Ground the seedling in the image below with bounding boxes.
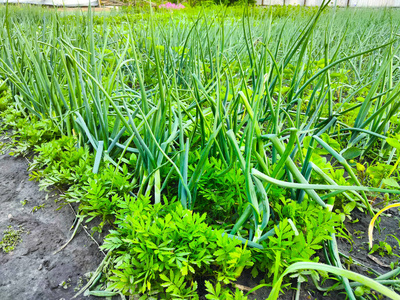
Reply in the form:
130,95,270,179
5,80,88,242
0,225,25,253
31,203,46,213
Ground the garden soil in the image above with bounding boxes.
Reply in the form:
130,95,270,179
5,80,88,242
0,151,104,300
0,150,399,300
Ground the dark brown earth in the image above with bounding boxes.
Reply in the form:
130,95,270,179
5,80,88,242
0,151,104,300
341,208,400,275
0,148,399,300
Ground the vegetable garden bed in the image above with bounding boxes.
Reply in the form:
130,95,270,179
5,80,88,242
1,2,400,299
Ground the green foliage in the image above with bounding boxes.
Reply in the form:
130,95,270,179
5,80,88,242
366,162,394,187
204,281,248,300
369,240,394,257
102,196,252,298
0,80,11,111
73,167,134,222
0,225,25,253
194,158,246,224
252,200,340,280
29,136,93,188
28,136,135,224
0,106,59,156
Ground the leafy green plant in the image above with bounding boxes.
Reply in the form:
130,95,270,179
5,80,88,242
370,240,394,258
29,136,93,189
0,108,59,156
0,225,25,253
101,196,252,298
0,79,11,111
31,203,46,213
204,281,248,300
252,200,340,282
194,157,246,224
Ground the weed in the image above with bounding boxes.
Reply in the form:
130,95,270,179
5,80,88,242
31,203,46,213
0,225,25,253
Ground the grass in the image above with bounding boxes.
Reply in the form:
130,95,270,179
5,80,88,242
1,2,400,299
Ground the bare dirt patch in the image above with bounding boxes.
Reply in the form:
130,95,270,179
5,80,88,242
0,151,104,300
